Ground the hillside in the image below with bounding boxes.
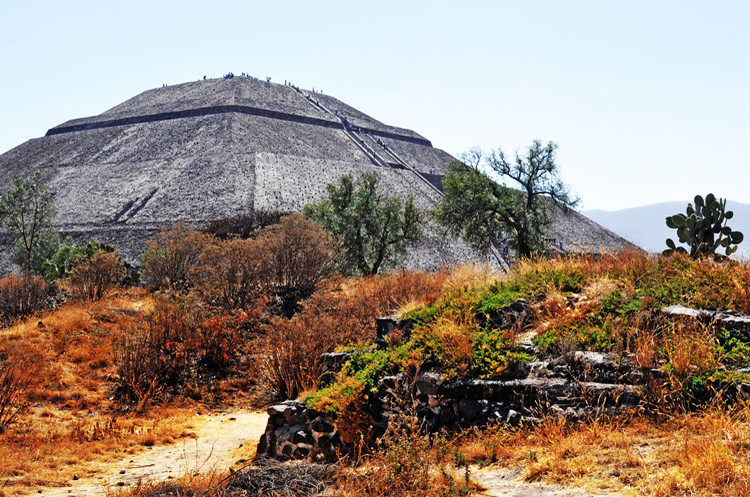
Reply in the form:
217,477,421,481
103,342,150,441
3,250,750,496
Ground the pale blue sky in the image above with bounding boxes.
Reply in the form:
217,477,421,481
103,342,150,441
1,1,748,211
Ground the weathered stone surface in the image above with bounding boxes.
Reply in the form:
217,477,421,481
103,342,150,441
319,352,354,385
259,362,647,461
480,298,531,330
457,399,483,420
310,418,335,434
664,305,750,340
291,429,314,445
376,317,415,349
566,351,634,383
505,409,522,425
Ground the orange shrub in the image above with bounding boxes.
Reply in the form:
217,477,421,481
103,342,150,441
0,355,36,433
197,311,247,371
114,332,165,410
263,317,324,399
0,274,49,324
113,295,199,407
256,214,336,315
191,238,265,308
113,293,260,408
262,270,447,399
201,208,290,240
141,224,213,291
69,249,126,301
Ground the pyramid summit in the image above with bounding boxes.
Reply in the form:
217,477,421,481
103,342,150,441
0,76,630,272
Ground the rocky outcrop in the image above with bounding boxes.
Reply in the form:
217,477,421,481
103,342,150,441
257,401,343,461
256,300,750,462
384,349,646,430
664,304,750,339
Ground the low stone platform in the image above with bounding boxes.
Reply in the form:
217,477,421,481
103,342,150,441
257,349,651,461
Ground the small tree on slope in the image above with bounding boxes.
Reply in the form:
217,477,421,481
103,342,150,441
304,172,424,276
0,172,56,273
435,141,579,257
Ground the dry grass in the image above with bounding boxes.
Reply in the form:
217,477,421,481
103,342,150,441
106,407,750,497
0,289,214,495
412,313,476,378
9,252,750,497
262,269,447,400
442,262,502,292
449,405,750,496
663,320,720,377
0,406,197,493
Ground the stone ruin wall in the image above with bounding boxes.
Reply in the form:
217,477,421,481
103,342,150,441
257,305,750,462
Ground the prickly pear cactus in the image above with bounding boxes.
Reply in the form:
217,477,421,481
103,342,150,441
664,193,744,259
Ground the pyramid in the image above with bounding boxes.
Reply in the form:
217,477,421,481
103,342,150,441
0,76,631,273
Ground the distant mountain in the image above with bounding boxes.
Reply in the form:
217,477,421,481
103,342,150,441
583,200,750,258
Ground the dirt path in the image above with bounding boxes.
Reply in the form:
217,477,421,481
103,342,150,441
41,410,269,496
472,466,624,497
35,411,626,497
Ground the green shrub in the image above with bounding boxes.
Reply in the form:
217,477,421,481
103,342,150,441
471,330,532,378
474,285,523,314
510,263,588,294
305,350,390,415
42,237,132,287
41,235,78,282
572,320,618,352
11,228,60,276
304,172,424,276
719,328,750,368
532,331,559,355
598,289,642,318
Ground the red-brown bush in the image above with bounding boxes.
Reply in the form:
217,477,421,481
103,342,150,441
201,208,291,240
0,354,36,433
262,270,447,399
69,249,126,301
191,238,265,309
197,311,247,371
0,274,49,324
114,294,259,408
114,295,200,407
256,214,336,315
141,224,213,291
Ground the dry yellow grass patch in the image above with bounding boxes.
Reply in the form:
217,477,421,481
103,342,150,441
0,404,198,495
454,405,750,496
0,289,204,495
442,262,502,292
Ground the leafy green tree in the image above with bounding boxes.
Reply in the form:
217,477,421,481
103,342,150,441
664,193,744,259
41,236,78,282
0,172,56,273
42,237,137,285
435,141,578,257
304,172,424,275
11,228,60,276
